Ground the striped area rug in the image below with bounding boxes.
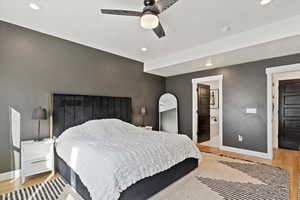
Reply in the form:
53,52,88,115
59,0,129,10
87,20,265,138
0,177,66,200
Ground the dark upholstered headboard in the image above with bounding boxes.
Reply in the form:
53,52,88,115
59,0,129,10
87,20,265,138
52,94,132,137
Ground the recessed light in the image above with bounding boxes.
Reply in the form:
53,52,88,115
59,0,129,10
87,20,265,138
221,26,231,32
141,47,147,52
29,3,40,10
260,0,272,6
205,58,213,67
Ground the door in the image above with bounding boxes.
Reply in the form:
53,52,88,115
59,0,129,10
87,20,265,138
197,84,210,143
279,79,300,150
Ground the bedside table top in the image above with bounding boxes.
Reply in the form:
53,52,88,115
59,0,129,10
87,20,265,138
21,138,54,145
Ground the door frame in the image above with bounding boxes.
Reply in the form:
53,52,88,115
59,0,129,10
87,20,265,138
192,75,223,147
266,63,300,159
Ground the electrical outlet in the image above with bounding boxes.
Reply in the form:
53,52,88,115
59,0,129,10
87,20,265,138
238,135,243,142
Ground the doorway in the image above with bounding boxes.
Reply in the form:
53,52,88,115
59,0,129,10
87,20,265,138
192,75,223,148
268,65,300,157
278,79,300,150
197,84,210,143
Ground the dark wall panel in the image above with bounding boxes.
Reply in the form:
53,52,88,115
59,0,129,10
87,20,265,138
0,21,165,173
166,54,300,153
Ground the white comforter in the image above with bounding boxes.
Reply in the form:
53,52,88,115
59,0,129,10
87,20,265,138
56,119,201,200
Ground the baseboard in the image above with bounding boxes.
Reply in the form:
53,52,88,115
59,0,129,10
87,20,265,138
0,169,20,182
220,145,272,160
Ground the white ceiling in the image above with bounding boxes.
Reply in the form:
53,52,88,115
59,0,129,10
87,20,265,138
147,34,300,77
1,0,300,76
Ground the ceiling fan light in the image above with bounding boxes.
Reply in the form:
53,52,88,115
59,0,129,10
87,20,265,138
140,13,159,29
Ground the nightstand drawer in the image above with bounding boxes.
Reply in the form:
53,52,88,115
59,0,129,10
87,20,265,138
23,158,53,177
23,143,52,160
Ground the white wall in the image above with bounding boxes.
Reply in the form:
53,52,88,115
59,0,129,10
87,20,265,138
272,71,300,148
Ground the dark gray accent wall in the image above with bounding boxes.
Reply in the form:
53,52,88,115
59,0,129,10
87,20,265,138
166,54,300,153
0,21,165,173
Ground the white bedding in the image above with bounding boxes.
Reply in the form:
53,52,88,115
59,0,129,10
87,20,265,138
56,119,201,200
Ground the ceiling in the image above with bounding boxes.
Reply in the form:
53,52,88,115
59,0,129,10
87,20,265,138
1,0,300,76
147,34,300,77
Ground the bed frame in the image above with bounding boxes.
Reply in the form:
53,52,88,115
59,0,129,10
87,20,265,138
52,93,198,200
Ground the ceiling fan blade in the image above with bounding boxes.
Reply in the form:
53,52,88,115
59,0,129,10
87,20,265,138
155,0,178,13
153,23,166,39
101,9,142,17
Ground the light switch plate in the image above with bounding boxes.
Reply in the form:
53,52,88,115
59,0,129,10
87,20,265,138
238,135,243,142
246,108,257,114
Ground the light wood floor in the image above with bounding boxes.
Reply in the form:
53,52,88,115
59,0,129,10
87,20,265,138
198,144,300,200
0,172,59,195
0,146,299,200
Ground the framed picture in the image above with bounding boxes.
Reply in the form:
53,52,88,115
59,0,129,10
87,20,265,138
210,89,219,109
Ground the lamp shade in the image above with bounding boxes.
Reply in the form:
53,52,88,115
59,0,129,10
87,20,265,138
32,107,47,120
140,106,147,116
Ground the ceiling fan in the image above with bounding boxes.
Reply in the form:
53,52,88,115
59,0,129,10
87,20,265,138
101,0,178,39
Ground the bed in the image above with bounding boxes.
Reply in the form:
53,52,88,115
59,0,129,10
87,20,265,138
52,94,200,200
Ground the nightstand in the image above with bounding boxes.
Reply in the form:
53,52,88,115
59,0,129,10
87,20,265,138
21,138,54,184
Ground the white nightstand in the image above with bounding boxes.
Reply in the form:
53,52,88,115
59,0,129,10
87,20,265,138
21,138,54,184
